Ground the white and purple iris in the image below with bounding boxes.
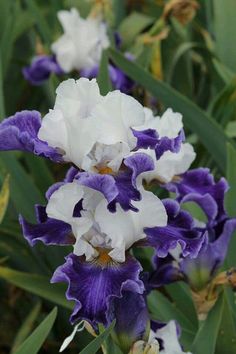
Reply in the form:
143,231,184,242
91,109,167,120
0,78,213,351
23,8,134,93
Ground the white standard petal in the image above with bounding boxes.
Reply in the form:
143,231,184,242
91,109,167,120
52,8,110,72
95,189,167,262
155,143,196,183
55,78,102,119
38,109,68,155
92,90,145,149
46,181,84,223
136,108,183,139
157,321,192,354
139,144,196,184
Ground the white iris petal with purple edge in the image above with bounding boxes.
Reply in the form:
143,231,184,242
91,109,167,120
137,107,196,183
38,78,146,173
51,8,110,72
149,321,192,354
46,181,167,263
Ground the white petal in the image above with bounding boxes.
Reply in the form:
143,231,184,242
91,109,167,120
52,8,109,72
91,90,145,149
139,144,196,184
73,237,98,261
38,109,68,154
157,108,183,138
95,189,167,262
136,108,183,139
55,78,102,119
46,182,84,223
157,321,192,354
155,143,196,182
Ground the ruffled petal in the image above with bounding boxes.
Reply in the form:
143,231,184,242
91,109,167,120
51,253,144,326
19,205,72,246
166,168,228,223
0,110,62,161
109,152,155,212
132,129,183,159
180,218,236,289
77,152,155,212
107,291,149,352
144,199,205,258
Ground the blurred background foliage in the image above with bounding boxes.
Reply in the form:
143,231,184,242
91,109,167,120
1,0,236,353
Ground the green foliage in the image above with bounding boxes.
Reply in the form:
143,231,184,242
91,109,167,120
14,307,58,354
1,1,236,353
80,320,116,354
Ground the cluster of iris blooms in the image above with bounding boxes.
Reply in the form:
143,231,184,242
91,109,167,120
1,6,236,354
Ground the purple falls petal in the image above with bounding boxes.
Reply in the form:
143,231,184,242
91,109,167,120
109,152,155,212
107,291,149,352
23,55,63,86
51,253,144,326
19,205,73,246
148,255,182,289
166,168,229,223
180,218,236,290
144,199,205,258
0,110,62,162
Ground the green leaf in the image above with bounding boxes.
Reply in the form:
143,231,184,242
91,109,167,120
213,0,236,72
226,143,236,217
11,302,42,353
109,48,233,171
24,155,54,193
24,0,52,46
97,50,112,95
0,52,5,119
118,12,154,49
212,58,235,84
147,290,195,348
225,143,236,268
80,320,116,354
215,290,236,354
165,282,199,330
14,307,57,354
191,292,224,354
0,174,10,223
0,266,73,310
0,152,44,221
12,11,35,42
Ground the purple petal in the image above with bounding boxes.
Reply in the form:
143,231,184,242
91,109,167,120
148,255,182,289
132,128,159,150
80,62,134,94
144,199,205,258
0,110,62,162
51,253,144,326
132,129,184,160
166,168,228,223
109,152,155,212
23,55,63,86
76,172,118,204
107,291,149,352
77,153,154,212
154,130,184,160
180,218,236,290
19,205,72,246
